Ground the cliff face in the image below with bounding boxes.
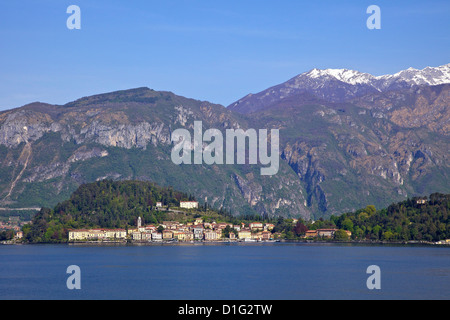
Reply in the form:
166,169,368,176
0,108,170,150
0,88,308,218
0,84,448,219
244,84,449,216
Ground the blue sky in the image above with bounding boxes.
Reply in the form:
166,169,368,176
0,0,449,110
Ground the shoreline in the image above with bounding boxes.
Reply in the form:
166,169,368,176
3,239,449,247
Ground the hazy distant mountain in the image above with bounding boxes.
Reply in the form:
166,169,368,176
228,64,450,114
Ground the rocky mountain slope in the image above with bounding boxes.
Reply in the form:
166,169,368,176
0,88,308,218
226,64,449,216
0,65,449,219
246,84,449,215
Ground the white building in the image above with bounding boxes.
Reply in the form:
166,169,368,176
180,201,199,209
68,229,126,241
151,233,163,241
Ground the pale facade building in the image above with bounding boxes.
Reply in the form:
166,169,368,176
180,201,199,209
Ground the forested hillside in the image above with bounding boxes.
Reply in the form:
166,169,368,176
22,180,193,243
330,193,449,242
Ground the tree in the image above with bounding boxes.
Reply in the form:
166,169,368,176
382,231,394,241
358,211,369,222
365,205,376,216
0,230,15,241
372,225,382,240
334,229,349,241
284,230,295,240
294,222,308,237
354,226,364,239
342,218,354,232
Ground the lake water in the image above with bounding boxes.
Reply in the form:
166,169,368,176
0,243,449,300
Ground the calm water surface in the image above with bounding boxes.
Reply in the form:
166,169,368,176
0,243,449,300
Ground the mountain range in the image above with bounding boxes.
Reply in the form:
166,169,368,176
229,64,450,113
0,64,449,220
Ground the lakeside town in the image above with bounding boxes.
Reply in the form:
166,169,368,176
68,218,344,243
67,201,347,243
2,197,450,245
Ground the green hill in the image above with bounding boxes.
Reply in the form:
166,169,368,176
22,180,193,243
330,193,450,242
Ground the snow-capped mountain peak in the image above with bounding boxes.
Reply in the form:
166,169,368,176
228,63,450,113
306,64,450,88
306,68,374,85
387,63,450,86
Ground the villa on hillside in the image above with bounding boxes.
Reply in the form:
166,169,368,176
249,222,264,231
180,201,199,209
